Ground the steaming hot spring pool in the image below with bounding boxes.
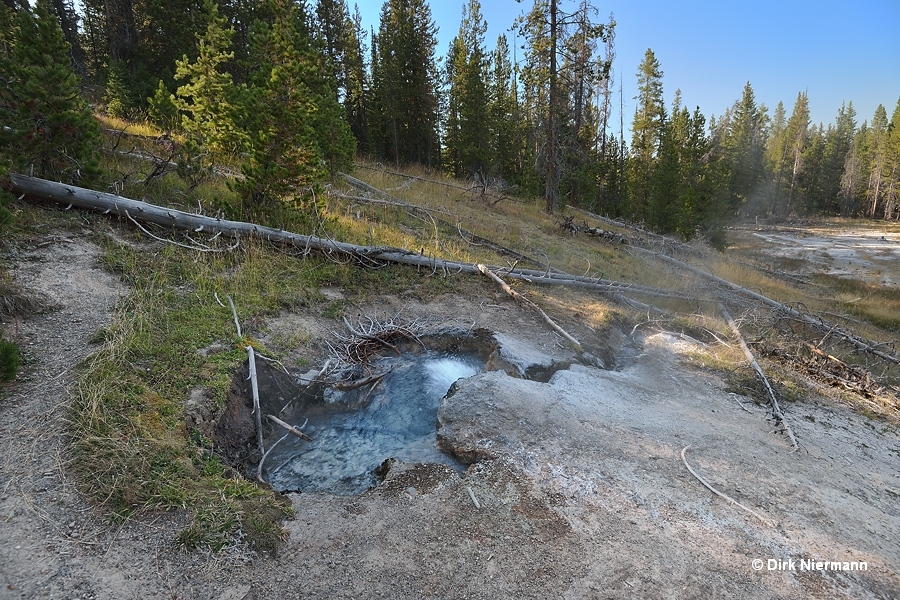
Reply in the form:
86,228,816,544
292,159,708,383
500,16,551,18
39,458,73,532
265,351,484,494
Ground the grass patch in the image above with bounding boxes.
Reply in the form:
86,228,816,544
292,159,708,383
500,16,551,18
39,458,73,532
813,273,900,332
72,237,353,551
0,337,20,381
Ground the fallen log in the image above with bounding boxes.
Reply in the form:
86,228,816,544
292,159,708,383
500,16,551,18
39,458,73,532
476,263,583,352
7,173,695,306
722,307,799,451
633,246,900,367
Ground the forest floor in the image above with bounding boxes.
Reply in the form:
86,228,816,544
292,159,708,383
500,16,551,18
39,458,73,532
0,221,899,599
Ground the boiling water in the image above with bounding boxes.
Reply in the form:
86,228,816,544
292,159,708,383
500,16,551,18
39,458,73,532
266,352,482,494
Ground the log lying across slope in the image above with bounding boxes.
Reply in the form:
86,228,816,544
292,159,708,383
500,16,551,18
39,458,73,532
7,174,696,304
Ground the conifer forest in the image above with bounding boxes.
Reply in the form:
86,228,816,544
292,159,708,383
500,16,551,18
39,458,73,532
2,0,899,236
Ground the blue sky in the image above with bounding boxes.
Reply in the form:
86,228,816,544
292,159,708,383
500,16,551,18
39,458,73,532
353,0,900,137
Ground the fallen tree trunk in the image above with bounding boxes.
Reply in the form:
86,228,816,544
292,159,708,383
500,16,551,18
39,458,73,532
722,307,799,451
9,174,696,306
632,246,900,367
476,263,582,352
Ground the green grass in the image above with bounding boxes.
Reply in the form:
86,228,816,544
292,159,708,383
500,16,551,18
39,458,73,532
71,236,355,550
812,273,900,332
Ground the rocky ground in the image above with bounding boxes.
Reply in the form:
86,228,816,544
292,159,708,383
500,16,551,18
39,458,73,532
1,232,898,599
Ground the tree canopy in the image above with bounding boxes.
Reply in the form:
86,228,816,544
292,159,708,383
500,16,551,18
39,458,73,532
2,0,897,230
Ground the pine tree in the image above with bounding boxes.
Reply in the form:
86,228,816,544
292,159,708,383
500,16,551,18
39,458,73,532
817,102,856,215
516,0,551,197
173,0,247,160
234,0,354,214
628,48,665,222
764,100,787,214
0,0,100,185
722,82,768,214
487,34,524,185
778,92,811,216
371,0,440,168
865,104,889,218
883,98,900,220
444,0,490,178
342,6,369,152
559,0,608,209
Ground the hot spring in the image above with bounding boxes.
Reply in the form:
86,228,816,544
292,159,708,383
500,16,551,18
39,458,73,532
264,351,484,494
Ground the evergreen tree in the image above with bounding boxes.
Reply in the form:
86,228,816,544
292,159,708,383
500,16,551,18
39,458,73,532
315,0,352,96
172,0,247,160
628,48,665,222
558,0,608,209
780,92,811,216
342,6,369,152
516,0,551,197
0,0,100,185
883,98,900,220
647,110,678,232
798,124,826,214
865,104,890,218
487,34,524,186
443,34,464,177
839,121,865,216
234,0,354,213
764,100,787,214
371,0,440,168
722,82,767,215
444,0,490,179
816,102,856,215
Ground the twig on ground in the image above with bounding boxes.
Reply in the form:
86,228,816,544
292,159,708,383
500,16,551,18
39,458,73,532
680,445,773,526
466,486,481,509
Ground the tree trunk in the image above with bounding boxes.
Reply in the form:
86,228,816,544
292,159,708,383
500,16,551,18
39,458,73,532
545,0,558,214
51,0,87,76
7,174,694,305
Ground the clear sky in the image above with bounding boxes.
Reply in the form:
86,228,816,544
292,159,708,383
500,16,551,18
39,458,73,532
352,0,900,137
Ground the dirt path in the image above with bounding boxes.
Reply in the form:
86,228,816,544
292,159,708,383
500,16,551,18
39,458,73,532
1,234,898,599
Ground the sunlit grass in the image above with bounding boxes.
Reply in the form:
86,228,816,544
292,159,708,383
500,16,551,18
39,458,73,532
95,113,163,138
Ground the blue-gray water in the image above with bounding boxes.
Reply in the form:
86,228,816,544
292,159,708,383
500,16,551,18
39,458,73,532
266,352,482,494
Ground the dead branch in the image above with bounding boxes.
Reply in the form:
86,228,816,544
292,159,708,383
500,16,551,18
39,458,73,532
722,307,800,451
324,316,424,385
330,371,387,391
256,433,289,484
266,414,312,442
248,346,265,465
477,263,583,352
680,445,773,526
125,211,239,252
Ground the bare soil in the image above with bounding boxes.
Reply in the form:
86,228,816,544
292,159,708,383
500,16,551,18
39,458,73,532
1,232,898,599
731,224,900,288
